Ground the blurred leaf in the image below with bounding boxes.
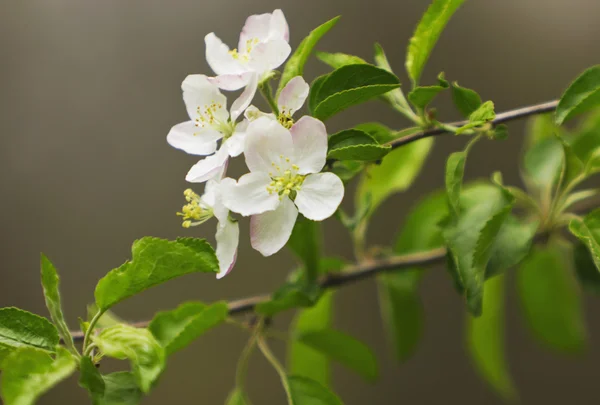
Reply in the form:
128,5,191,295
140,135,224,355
97,372,143,405
87,304,125,329
522,137,563,201
517,245,586,353
0,307,59,364
354,122,402,144
278,16,340,94
555,65,600,125
288,216,322,282
569,209,600,271
40,254,74,351
407,72,449,109
94,237,218,311
316,51,367,69
311,64,400,121
93,325,165,393
524,114,561,150
1,347,76,405
491,124,509,141
330,160,364,182
467,275,517,400
79,356,105,400
573,241,600,295
226,388,250,405
570,130,600,174
445,151,467,215
149,301,228,356
255,281,320,317
297,329,378,382
287,375,343,405
451,81,482,117
406,0,466,85
557,135,585,189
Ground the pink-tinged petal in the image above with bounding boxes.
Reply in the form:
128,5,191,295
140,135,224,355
244,117,294,173
295,172,344,221
277,76,309,115
182,74,229,125
290,116,328,174
185,147,229,183
205,33,245,76
167,121,220,156
224,121,248,157
215,219,239,279
269,9,289,42
230,73,258,122
238,13,272,50
250,197,298,256
220,173,279,216
208,72,253,91
248,39,291,74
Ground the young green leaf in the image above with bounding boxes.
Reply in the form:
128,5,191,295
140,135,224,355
522,136,563,200
330,160,364,183
451,81,482,117
406,0,466,85
373,43,413,116
79,356,105,399
555,65,600,125
327,128,391,161
0,307,59,363
407,72,449,109
524,114,562,150
148,301,228,356
445,151,467,215
93,325,166,393
354,122,401,144
517,245,586,353
557,135,585,189
469,100,496,123
316,51,367,69
40,254,75,352
467,275,517,400
288,216,322,283
278,16,341,94
87,304,125,329
287,375,343,405
570,129,600,174
310,64,400,121
308,75,329,115
297,329,378,382
98,372,143,405
573,242,600,295
492,124,509,141
94,237,218,311
1,347,76,405
569,209,600,271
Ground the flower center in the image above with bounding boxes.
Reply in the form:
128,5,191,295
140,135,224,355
228,38,260,63
266,157,305,200
278,109,294,129
194,101,225,129
177,189,213,228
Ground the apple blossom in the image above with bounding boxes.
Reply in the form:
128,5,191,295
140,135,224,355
205,10,290,92
167,74,257,183
177,181,239,279
220,116,344,256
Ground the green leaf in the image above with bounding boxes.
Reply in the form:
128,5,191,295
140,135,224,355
311,64,401,121
316,51,367,69
93,325,166,393
451,81,482,117
354,122,399,144
522,136,563,197
226,388,250,405
79,356,105,400
87,304,125,329
40,254,74,351
524,113,561,150
405,0,466,85
492,124,509,141
373,43,411,113
148,301,228,356
288,216,322,282
356,128,433,214
569,209,600,271
573,241,600,295
98,372,143,405
94,237,218,311
517,245,586,353
1,347,76,405
255,282,320,317
443,185,515,316
297,329,378,382
407,72,449,109
278,17,341,94
0,307,59,363
288,376,343,405
467,275,517,400
570,129,600,174
327,128,391,161
557,135,585,189
469,100,496,123
445,151,467,215
555,65,600,125
308,75,329,115
330,160,364,183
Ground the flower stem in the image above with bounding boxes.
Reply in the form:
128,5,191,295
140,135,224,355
83,310,104,354
235,320,262,390
259,80,279,115
257,336,293,405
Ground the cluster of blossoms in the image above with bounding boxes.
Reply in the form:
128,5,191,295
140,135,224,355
167,10,344,278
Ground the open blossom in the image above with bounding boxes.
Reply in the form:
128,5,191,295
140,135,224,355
205,9,290,92
220,116,344,256
178,181,239,279
245,76,309,129
167,74,257,183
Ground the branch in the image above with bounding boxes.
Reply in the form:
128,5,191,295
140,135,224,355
388,100,559,149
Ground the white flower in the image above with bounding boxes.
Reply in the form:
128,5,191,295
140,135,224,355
178,181,239,279
245,76,309,129
220,116,344,256
167,74,257,183
205,9,291,92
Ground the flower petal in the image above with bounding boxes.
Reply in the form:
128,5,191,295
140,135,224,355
277,76,309,115
182,74,229,125
166,121,220,156
238,13,272,50
209,72,253,91
244,105,276,122
248,39,291,74
290,116,328,174
205,33,245,76
224,120,248,157
230,73,258,122
295,172,344,221
220,172,280,216
269,9,289,42
185,147,230,183
244,117,294,173
250,197,298,256
215,219,239,279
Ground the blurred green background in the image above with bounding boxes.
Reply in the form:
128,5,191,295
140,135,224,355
1,0,600,403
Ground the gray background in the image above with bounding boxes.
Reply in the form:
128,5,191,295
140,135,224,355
1,0,600,404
